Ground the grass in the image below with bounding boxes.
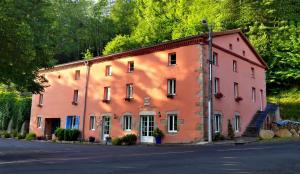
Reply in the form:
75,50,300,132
259,137,300,143
268,88,300,120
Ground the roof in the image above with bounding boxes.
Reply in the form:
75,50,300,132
41,29,267,72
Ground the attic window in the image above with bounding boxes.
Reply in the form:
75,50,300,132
237,37,240,42
229,43,233,50
243,50,246,56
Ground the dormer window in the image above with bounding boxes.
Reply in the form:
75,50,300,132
168,53,176,65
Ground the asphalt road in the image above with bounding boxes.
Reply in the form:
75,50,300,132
0,139,300,174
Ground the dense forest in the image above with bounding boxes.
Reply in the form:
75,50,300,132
0,0,299,94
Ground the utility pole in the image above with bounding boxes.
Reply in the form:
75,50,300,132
202,20,213,143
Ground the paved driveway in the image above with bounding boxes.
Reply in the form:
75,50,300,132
0,138,300,174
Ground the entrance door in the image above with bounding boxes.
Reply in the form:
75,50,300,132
140,115,154,143
102,116,111,141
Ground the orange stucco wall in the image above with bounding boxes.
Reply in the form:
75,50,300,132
30,32,267,143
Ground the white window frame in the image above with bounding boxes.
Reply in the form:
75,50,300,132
37,116,42,128
234,114,240,132
128,61,134,72
214,78,219,94
168,53,176,65
126,84,133,98
233,60,237,72
123,115,132,131
39,94,44,106
167,79,176,95
168,114,178,133
214,114,221,133
106,65,112,76
234,82,239,98
104,87,111,100
90,116,96,130
69,116,77,129
212,52,218,65
252,87,256,103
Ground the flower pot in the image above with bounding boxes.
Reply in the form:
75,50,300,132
155,137,162,144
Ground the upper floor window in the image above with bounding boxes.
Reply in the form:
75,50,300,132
252,87,256,103
123,115,132,131
168,53,176,65
233,60,237,72
234,114,240,132
212,52,218,65
229,43,233,50
73,90,79,104
37,116,42,128
167,79,176,96
214,78,220,94
251,67,255,78
90,116,96,130
38,94,44,106
126,84,133,99
105,65,112,76
75,70,80,80
243,50,246,56
213,113,221,133
128,61,134,72
234,82,239,98
104,87,111,101
66,116,79,129
168,114,178,133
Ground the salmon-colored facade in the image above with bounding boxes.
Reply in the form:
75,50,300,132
30,29,267,143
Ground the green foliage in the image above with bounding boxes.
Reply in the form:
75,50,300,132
213,133,225,141
17,134,26,140
55,128,80,141
268,89,300,120
227,120,234,140
153,128,164,138
11,130,18,138
83,49,93,60
121,134,138,145
112,137,123,145
25,133,36,141
2,131,11,138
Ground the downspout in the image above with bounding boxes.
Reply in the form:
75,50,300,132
82,61,91,141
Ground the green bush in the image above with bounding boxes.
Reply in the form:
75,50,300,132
25,133,36,140
153,128,164,138
17,134,25,139
12,130,18,138
227,120,235,140
55,128,65,141
68,129,80,141
122,134,137,145
112,137,123,145
213,133,225,141
64,129,71,141
3,131,11,138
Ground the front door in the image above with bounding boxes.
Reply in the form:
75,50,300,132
140,115,154,143
102,116,110,141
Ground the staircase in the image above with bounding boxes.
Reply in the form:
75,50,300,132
243,103,278,137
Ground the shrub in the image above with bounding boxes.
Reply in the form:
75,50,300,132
68,129,80,141
64,129,71,141
88,136,95,142
112,137,123,145
153,128,164,138
12,130,18,138
55,128,65,141
122,134,137,145
3,131,11,138
213,133,225,141
17,134,25,139
37,136,45,140
227,119,235,140
25,133,36,141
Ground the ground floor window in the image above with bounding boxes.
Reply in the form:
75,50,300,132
37,116,42,128
66,116,79,129
90,116,96,130
123,115,132,131
168,114,178,133
234,114,240,132
214,114,221,133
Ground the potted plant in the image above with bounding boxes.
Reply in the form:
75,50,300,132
153,128,164,144
214,92,223,99
235,96,243,102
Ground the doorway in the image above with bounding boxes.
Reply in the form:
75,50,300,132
140,115,154,143
102,116,111,141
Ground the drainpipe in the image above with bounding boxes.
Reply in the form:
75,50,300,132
82,61,91,141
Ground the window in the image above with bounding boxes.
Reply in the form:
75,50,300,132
104,87,111,100
66,116,79,129
73,90,79,104
38,94,44,106
233,60,237,72
214,114,221,133
243,50,246,56
126,84,133,98
167,79,176,95
252,87,256,102
214,78,220,94
37,116,42,128
168,53,176,65
75,70,80,80
212,52,218,65
251,67,255,78
237,37,240,42
168,114,178,132
90,116,96,130
123,115,132,131
229,43,233,50
234,114,240,132
105,65,112,76
128,61,134,72
234,82,239,98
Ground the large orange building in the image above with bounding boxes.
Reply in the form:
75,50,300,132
30,29,268,143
